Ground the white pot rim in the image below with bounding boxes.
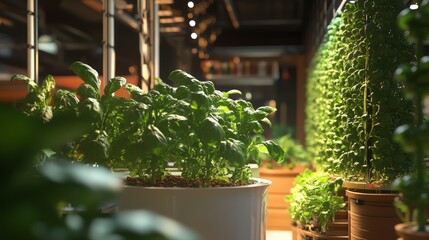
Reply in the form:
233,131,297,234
123,177,271,190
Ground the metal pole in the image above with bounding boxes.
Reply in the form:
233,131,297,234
103,0,115,90
27,0,38,83
138,0,149,91
153,1,159,82
148,0,154,89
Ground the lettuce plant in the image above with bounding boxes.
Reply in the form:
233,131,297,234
286,170,345,234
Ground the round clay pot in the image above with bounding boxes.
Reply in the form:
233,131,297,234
346,190,400,240
395,223,429,240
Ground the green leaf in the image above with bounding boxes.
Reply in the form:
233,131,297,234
41,75,56,94
77,83,99,99
11,74,38,92
125,84,146,102
219,139,246,167
78,98,101,122
54,89,79,108
263,140,285,163
69,61,101,91
78,131,110,165
223,89,242,97
104,77,126,96
174,85,191,100
39,106,53,123
261,117,272,127
168,69,195,86
197,117,225,146
202,81,215,95
190,92,209,111
253,109,270,121
142,125,168,156
256,106,276,114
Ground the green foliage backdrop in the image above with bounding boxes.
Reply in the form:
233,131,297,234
306,0,415,183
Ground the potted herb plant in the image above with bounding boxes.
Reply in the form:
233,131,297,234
286,170,347,239
109,70,285,240
392,0,429,238
11,61,133,167
306,1,416,239
13,63,285,239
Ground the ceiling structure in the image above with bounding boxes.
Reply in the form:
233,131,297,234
0,0,309,79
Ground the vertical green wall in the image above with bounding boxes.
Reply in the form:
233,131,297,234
306,0,415,183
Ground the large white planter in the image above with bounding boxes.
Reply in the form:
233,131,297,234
119,178,271,240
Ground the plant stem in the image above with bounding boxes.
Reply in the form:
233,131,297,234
204,147,211,187
150,157,158,185
363,14,372,182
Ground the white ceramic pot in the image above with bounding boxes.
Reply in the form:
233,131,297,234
119,178,271,240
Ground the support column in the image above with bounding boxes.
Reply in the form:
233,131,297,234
27,0,38,83
103,0,115,90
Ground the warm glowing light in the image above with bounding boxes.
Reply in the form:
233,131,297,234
189,20,196,27
160,17,185,24
188,1,194,8
160,27,182,32
191,32,197,39
268,100,276,108
188,13,193,18
410,3,419,10
128,65,137,74
158,10,173,17
245,92,252,100
232,56,240,64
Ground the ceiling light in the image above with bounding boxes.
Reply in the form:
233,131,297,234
191,32,197,39
410,3,418,10
349,0,356,3
188,1,194,8
189,20,196,27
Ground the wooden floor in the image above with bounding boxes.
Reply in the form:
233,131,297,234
266,230,292,240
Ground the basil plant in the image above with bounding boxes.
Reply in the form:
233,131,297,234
12,61,133,167
119,70,285,186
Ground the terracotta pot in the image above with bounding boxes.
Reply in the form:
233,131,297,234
259,163,307,231
119,178,270,240
294,210,348,240
395,223,429,240
326,210,348,237
346,190,400,240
